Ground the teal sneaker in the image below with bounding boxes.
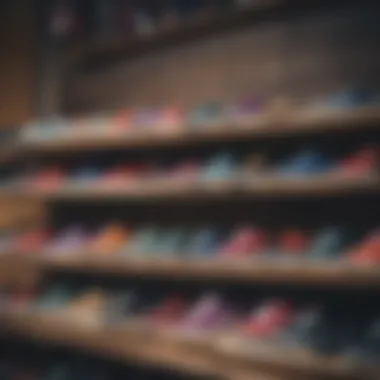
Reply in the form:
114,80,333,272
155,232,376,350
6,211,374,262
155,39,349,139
202,152,240,181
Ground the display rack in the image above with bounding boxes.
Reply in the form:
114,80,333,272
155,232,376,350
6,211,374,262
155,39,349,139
1,1,380,379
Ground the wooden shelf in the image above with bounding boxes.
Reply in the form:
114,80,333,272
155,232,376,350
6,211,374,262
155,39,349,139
217,335,373,379
2,254,378,288
0,310,239,379
10,174,379,202
21,106,380,153
68,0,303,69
1,310,374,379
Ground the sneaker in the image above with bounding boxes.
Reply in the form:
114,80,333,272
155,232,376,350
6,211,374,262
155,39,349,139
68,166,103,188
155,228,191,257
266,229,309,259
31,166,66,191
306,227,351,261
225,97,265,125
202,152,240,181
219,227,267,258
149,296,190,326
242,299,295,340
101,163,144,189
123,226,162,258
188,103,224,129
281,306,348,354
186,227,222,258
179,293,236,331
316,88,380,111
89,223,129,256
36,284,74,312
45,226,88,255
350,229,380,264
338,146,379,177
275,149,332,177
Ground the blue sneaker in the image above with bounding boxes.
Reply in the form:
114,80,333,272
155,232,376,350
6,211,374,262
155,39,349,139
188,103,224,128
186,227,222,258
306,227,351,261
124,226,161,258
154,228,190,257
36,284,74,311
318,88,380,110
69,166,103,188
276,149,332,176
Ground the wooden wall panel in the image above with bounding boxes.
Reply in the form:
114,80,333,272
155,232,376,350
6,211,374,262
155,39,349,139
0,0,36,127
0,195,45,288
65,2,380,115
0,196,46,230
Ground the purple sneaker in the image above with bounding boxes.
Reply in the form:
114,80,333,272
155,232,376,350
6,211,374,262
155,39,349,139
46,227,88,255
226,98,265,125
179,293,237,332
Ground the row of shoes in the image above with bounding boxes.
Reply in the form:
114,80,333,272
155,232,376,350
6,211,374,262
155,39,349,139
2,146,379,191
2,224,379,263
21,88,380,143
7,284,380,362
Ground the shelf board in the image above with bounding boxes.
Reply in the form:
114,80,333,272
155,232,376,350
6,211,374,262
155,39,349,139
13,174,380,202
5,254,377,288
21,106,380,153
0,310,230,378
217,336,372,378
1,310,374,379
68,0,300,69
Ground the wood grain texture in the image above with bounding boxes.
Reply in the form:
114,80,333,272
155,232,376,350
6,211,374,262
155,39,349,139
17,254,380,288
0,0,36,127
0,310,374,379
21,106,380,153
8,174,378,202
64,2,380,115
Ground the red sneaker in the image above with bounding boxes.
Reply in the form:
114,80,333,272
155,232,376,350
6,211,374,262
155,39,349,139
167,159,201,182
350,229,380,264
101,163,145,189
339,147,379,177
220,227,267,258
243,299,295,339
278,229,310,257
114,110,134,131
156,106,185,131
150,296,189,326
31,166,66,191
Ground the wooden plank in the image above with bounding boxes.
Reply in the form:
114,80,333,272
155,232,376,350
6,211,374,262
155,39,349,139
13,175,378,201
1,311,374,379
21,106,380,153
1,253,378,288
